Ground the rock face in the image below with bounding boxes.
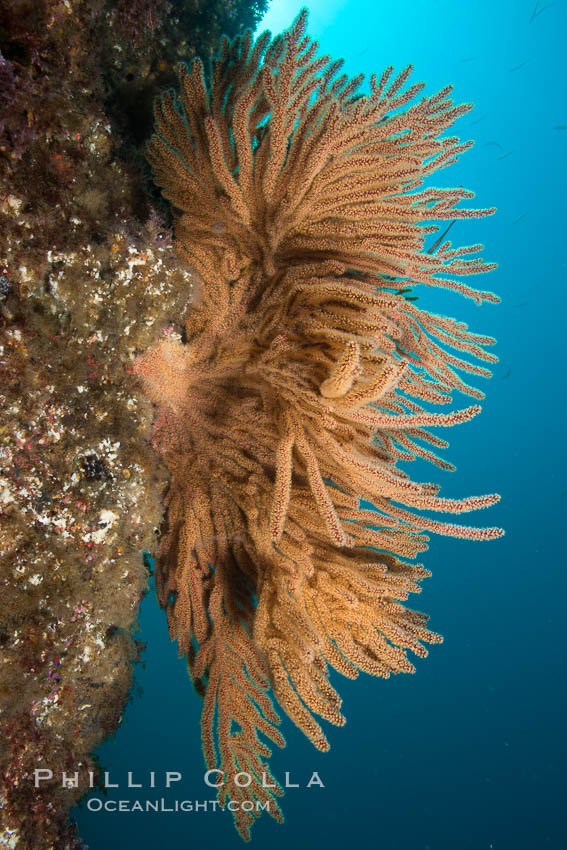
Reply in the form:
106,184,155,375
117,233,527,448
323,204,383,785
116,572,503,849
0,1,267,847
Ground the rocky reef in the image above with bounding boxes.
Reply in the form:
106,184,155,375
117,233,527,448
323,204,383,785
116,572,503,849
0,1,267,847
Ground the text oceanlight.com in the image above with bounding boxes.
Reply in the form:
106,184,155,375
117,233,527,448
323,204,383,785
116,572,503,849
86,798,270,814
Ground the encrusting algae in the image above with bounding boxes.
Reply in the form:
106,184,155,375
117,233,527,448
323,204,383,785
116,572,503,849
133,8,504,840
0,1,267,848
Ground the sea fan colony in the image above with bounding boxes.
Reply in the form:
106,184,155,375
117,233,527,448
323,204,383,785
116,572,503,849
133,10,503,839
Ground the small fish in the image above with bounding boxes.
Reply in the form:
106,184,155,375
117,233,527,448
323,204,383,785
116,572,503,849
501,368,512,380
484,141,504,150
553,124,567,130
395,287,412,295
427,220,456,255
497,151,513,160
405,296,419,302
512,301,528,308
513,213,527,224
356,48,369,57
471,115,487,126
530,1,553,23
509,60,529,72
460,56,477,63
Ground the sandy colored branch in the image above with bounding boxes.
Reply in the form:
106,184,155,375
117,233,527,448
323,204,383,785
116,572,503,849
135,9,503,839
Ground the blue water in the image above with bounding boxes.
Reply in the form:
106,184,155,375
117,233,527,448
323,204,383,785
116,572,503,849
74,1,567,848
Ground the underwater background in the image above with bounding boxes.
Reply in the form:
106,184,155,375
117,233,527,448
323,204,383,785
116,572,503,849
73,0,566,848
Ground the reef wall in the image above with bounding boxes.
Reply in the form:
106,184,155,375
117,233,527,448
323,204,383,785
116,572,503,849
0,2,267,847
